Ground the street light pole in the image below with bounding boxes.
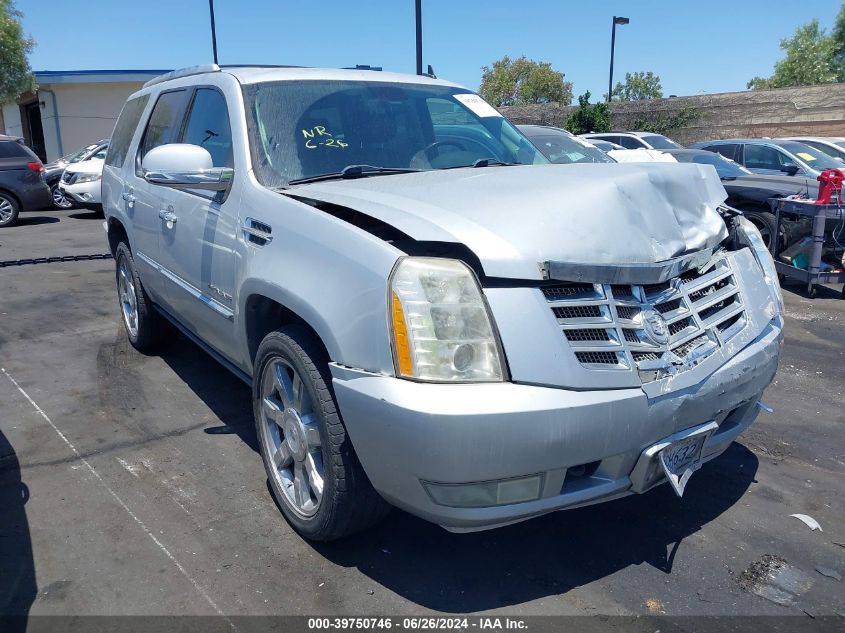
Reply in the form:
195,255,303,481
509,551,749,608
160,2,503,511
209,0,219,65
607,15,629,102
415,0,423,75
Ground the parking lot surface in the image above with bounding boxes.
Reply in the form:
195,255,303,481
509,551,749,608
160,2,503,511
1,210,844,620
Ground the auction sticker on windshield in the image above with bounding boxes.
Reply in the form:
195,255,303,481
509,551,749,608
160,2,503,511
453,93,502,118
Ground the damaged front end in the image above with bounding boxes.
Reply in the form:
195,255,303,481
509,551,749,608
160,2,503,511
538,204,783,388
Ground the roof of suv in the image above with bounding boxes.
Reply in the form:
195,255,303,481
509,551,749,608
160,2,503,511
144,65,463,90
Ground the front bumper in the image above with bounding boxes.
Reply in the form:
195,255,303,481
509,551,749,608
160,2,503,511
59,179,101,206
333,319,782,532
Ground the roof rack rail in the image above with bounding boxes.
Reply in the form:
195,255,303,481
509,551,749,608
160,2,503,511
143,64,220,88
218,64,305,69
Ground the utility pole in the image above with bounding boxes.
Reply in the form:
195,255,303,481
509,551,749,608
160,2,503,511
608,15,629,102
415,0,423,75
209,0,219,65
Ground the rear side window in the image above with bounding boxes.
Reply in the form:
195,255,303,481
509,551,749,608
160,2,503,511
0,140,30,159
702,144,738,162
182,88,233,168
138,90,189,163
106,94,150,168
618,135,646,149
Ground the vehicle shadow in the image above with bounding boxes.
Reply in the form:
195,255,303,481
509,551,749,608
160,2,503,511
0,429,37,631
13,215,59,227
67,211,103,221
156,331,759,612
310,444,759,612
158,335,257,451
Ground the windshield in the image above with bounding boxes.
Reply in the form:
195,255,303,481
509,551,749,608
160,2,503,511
643,135,682,150
61,143,99,164
775,141,844,170
523,130,613,164
243,81,546,187
674,151,751,178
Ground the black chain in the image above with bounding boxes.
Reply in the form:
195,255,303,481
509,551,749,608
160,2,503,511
0,253,113,268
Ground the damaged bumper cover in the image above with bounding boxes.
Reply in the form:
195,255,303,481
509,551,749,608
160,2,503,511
331,319,782,532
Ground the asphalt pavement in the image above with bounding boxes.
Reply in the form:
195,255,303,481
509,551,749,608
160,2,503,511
1,209,843,625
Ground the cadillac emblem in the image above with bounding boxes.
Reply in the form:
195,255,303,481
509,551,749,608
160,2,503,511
639,308,670,346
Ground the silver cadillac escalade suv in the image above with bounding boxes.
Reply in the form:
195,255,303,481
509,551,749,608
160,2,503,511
102,64,784,541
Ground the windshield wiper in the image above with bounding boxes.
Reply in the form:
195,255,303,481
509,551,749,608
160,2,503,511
440,158,519,170
720,176,738,181
287,165,419,185
471,158,517,168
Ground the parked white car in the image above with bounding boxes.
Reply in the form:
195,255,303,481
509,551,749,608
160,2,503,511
607,148,677,163
780,137,845,163
58,154,105,211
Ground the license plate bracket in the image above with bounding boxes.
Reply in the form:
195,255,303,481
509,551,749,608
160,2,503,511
659,433,709,497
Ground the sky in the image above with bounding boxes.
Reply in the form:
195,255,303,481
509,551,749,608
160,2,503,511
19,0,844,101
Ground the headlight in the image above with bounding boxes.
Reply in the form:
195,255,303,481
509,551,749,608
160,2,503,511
735,216,784,315
389,257,506,382
74,172,101,183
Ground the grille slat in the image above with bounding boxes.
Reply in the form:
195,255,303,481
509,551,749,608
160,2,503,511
564,328,611,342
553,305,602,319
575,351,620,365
546,253,746,380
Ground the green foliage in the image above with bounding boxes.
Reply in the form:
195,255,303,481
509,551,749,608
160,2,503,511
565,91,610,135
748,17,841,89
0,0,35,103
628,106,702,137
833,3,845,77
479,55,573,107
610,71,663,101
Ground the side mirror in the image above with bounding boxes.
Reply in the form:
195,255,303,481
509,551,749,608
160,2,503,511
781,163,800,176
142,144,233,191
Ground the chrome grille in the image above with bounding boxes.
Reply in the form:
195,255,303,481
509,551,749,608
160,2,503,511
543,254,746,381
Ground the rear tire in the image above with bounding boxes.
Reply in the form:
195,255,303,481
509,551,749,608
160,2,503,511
253,326,390,541
50,183,73,209
0,192,20,228
114,242,162,352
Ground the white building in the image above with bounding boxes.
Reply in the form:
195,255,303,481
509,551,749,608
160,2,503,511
0,69,169,162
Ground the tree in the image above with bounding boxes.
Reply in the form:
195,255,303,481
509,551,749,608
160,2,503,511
832,3,845,79
479,56,573,107
747,18,839,89
0,0,35,103
610,71,663,101
565,91,610,135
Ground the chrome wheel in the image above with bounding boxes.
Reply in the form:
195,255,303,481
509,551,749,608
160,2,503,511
117,255,139,338
51,184,72,209
259,358,324,517
0,196,14,223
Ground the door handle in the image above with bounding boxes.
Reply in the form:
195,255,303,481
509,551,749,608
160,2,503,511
158,209,178,224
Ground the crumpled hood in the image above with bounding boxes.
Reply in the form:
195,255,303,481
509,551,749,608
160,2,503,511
290,163,729,280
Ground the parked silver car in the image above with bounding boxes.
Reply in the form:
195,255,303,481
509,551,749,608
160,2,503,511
103,65,784,540
691,138,843,178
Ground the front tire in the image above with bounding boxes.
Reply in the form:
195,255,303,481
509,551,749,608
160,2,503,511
743,210,780,252
114,242,162,352
0,192,20,228
253,327,390,540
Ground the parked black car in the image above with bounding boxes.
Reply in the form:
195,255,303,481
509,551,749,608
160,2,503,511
43,138,109,209
664,149,819,250
0,135,52,228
